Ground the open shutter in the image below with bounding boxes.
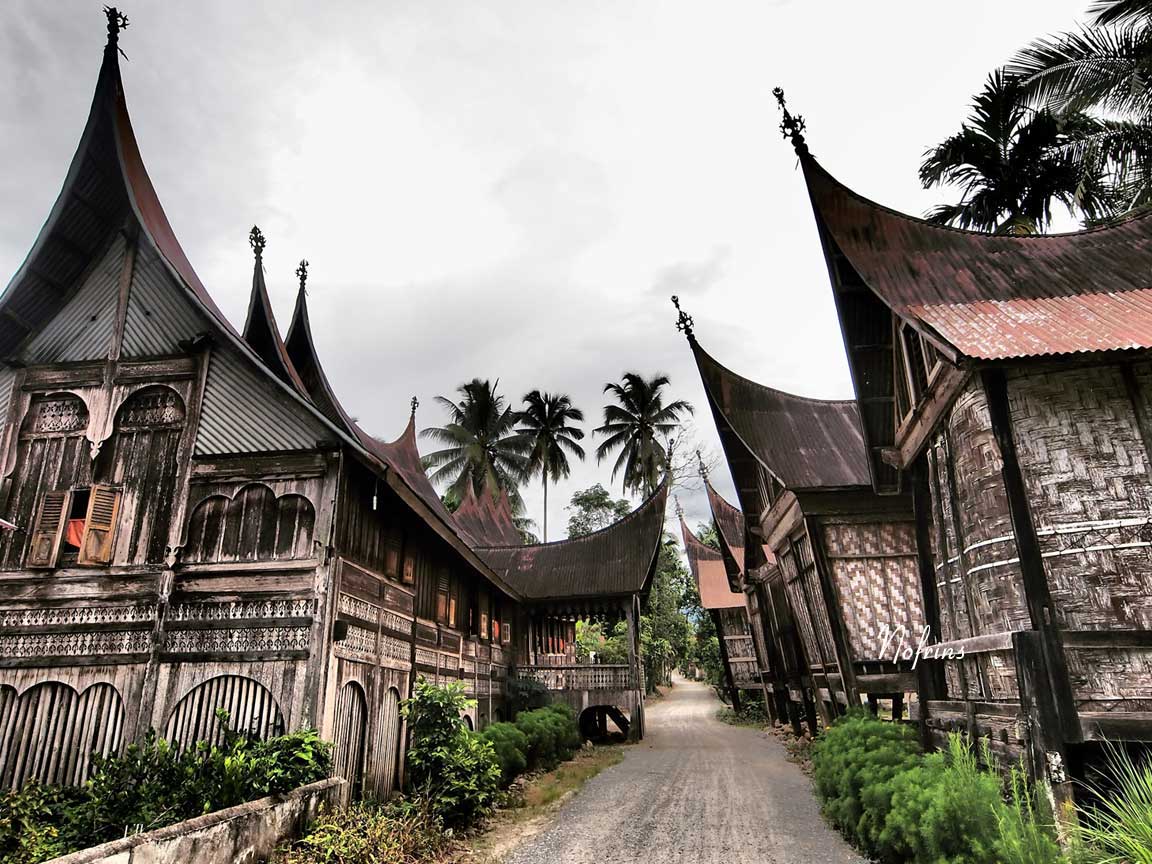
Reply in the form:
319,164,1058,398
26,491,70,568
78,485,120,565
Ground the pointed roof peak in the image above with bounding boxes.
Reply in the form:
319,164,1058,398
295,258,308,296
410,395,419,418
773,87,809,158
671,295,695,341
104,6,129,54
249,225,266,259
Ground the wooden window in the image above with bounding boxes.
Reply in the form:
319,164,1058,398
501,621,511,645
402,554,415,585
78,485,121,565
492,619,501,642
384,545,400,581
26,491,70,568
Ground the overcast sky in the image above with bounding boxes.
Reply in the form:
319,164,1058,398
1,0,1089,540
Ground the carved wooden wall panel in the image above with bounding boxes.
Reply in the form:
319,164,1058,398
163,674,285,751
183,483,316,563
0,681,123,789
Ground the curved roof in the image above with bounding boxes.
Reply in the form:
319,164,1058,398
704,476,746,574
480,481,668,601
1,20,523,600
690,337,869,490
454,484,522,548
801,154,1152,360
679,516,744,610
243,252,308,393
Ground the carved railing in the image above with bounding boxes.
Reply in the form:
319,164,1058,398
730,659,760,685
513,665,637,692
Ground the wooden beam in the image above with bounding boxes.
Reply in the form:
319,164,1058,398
892,365,970,468
984,369,1080,744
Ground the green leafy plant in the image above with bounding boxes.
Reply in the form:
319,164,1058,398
402,679,501,827
479,722,529,786
278,800,451,864
1073,744,1152,864
515,705,581,772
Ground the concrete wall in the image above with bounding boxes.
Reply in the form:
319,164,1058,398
45,778,344,864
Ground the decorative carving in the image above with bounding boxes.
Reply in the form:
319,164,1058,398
117,387,185,429
0,605,156,628
26,395,87,434
165,626,310,653
381,634,409,663
381,609,410,634
0,630,150,657
333,625,375,662
337,594,379,623
168,599,314,622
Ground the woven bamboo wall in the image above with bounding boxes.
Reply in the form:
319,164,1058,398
1007,363,1152,711
821,519,923,661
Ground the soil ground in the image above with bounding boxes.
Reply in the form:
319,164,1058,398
500,676,866,864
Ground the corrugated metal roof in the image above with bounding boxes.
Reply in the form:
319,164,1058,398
679,517,744,609
704,477,746,574
454,484,522,548
194,346,332,455
0,367,16,442
692,338,870,489
20,234,122,364
122,239,211,357
480,482,668,600
802,155,1152,360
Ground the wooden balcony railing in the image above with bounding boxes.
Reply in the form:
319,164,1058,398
725,635,756,661
514,665,637,692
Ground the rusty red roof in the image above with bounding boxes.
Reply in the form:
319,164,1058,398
480,482,668,600
801,155,1152,360
704,477,746,574
679,517,744,610
454,484,522,548
691,337,870,489
242,250,309,393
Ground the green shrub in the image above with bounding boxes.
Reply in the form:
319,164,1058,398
811,711,920,848
996,765,1064,864
507,677,550,717
402,678,500,827
515,705,580,772
480,722,529,786
0,716,331,862
279,800,450,864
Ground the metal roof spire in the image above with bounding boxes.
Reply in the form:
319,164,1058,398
410,396,419,417
249,226,266,259
104,6,129,55
696,448,709,481
674,495,684,520
296,259,309,296
671,295,694,341
773,87,809,157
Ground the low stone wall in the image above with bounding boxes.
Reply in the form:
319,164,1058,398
45,777,344,864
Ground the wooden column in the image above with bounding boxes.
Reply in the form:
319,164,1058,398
805,516,860,709
712,609,741,711
984,370,1079,827
911,457,945,746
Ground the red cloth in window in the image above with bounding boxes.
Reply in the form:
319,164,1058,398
65,519,85,548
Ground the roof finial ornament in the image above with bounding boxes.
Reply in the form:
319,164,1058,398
104,6,129,54
296,259,309,295
671,295,694,341
773,87,809,157
410,396,419,417
674,495,684,520
697,448,709,481
249,226,266,259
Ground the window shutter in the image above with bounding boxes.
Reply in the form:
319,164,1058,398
78,485,120,565
26,491,70,568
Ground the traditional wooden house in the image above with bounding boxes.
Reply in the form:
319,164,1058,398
778,89,1152,810
678,305,925,731
678,506,762,710
0,11,664,801
481,482,669,740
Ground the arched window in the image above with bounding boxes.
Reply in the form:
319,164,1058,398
183,483,316,563
332,681,368,799
164,675,284,752
0,681,123,789
116,386,185,430
375,687,403,798
22,393,89,435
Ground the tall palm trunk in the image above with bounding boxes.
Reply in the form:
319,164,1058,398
542,475,548,542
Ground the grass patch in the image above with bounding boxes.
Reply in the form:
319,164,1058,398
716,705,768,728
522,746,625,808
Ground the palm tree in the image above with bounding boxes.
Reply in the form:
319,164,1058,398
920,70,1110,233
1008,0,1152,214
518,391,585,542
594,373,692,497
421,379,530,508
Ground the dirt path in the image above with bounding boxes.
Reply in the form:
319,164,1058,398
502,678,866,864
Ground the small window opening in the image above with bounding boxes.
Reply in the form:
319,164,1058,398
59,488,90,565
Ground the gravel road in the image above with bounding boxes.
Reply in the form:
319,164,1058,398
503,677,866,864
